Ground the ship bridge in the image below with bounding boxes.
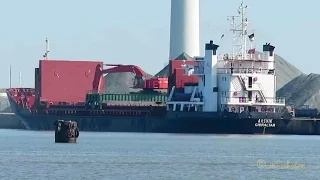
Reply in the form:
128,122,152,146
216,52,285,107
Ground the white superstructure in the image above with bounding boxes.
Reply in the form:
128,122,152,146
169,0,200,60
167,2,285,113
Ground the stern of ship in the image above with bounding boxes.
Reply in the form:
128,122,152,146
239,111,292,134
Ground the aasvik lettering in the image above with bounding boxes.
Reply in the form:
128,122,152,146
255,119,276,128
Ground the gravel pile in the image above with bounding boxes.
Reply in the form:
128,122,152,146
277,73,320,109
104,72,153,93
0,88,6,93
273,54,303,90
0,97,11,112
104,72,137,93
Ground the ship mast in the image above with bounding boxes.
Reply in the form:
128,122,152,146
227,15,238,58
43,38,50,60
228,2,249,60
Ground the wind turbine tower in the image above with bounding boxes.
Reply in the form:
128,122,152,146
169,0,200,60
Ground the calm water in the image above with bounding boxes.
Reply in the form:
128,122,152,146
0,130,319,180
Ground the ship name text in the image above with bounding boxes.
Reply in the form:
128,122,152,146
255,119,276,128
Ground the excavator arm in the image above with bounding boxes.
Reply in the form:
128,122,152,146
92,63,167,91
101,64,146,77
92,64,147,91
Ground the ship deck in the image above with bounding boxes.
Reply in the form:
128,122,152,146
292,117,320,121
0,113,15,115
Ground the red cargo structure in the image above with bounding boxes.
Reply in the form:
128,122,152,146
35,60,169,106
144,78,168,89
6,88,36,109
168,60,199,93
36,60,105,104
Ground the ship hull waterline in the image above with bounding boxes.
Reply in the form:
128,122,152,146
16,113,292,135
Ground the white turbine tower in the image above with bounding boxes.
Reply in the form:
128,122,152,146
169,0,200,60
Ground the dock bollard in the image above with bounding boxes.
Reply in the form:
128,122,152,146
54,120,79,143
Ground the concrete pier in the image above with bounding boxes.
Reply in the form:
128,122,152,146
0,113,25,129
284,118,320,135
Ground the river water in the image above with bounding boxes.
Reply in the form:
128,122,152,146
0,130,319,180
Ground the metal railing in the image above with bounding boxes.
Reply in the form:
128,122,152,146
221,97,285,105
86,90,104,94
217,68,271,75
217,53,269,61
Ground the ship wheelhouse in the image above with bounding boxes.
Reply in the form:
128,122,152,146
217,52,285,113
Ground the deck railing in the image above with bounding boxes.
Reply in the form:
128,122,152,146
221,97,285,105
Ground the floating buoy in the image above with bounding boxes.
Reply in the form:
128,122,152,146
54,120,79,143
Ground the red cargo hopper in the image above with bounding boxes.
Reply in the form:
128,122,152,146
174,68,198,88
169,60,198,74
38,60,105,104
6,88,36,109
144,77,168,89
168,60,199,91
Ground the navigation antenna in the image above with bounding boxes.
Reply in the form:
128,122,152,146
228,2,249,60
43,38,50,60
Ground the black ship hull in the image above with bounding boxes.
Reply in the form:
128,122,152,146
16,111,291,134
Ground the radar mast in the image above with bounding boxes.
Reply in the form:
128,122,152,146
227,2,252,60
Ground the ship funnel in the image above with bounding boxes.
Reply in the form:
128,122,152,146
202,40,219,112
205,40,219,55
263,43,275,70
263,43,275,57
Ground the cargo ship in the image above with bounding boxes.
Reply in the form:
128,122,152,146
6,3,296,134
